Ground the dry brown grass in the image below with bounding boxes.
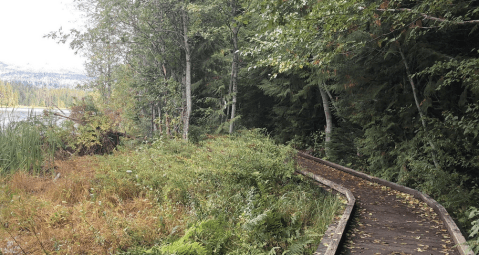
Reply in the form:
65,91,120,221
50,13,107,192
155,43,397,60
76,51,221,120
0,156,188,255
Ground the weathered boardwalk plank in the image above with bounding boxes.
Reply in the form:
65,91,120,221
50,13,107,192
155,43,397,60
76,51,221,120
297,153,472,255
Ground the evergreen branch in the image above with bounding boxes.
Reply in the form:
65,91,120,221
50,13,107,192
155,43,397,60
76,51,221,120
376,8,479,24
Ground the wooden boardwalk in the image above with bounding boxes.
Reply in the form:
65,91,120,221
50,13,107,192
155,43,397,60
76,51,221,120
297,154,469,255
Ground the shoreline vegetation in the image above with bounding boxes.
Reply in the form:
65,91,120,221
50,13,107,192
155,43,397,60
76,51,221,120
0,105,70,110
0,129,343,254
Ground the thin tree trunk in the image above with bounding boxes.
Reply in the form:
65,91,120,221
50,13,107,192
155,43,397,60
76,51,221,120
104,25,113,102
229,67,237,134
166,113,171,137
106,55,112,100
182,7,192,140
158,105,162,134
222,98,228,124
152,103,156,134
226,73,232,121
226,98,231,123
399,46,440,169
323,83,340,114
229,0,240,134
319,87,332,156
229,26,239,134
157,8,167,137
226,52,234,124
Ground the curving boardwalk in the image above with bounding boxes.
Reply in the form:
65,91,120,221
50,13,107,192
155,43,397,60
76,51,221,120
297,153,471,255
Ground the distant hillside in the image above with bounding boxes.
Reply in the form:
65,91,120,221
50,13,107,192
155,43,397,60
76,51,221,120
1,79,89,108
0,61,91,89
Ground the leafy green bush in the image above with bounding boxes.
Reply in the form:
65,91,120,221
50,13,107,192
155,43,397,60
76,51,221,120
58,96,125,155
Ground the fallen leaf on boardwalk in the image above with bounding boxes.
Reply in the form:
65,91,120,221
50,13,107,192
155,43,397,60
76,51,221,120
298,157,458,254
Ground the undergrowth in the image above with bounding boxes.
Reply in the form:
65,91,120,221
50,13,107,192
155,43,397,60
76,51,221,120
0,130,342,254
468,207,479,253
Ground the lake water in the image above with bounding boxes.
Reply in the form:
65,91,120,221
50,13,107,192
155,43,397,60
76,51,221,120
0,107,71,127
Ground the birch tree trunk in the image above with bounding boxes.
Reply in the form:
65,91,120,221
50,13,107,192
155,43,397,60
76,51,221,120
319,87,332,156
226,81,231,121
398,46,440,169
182,7,192,140
229,26,239,134
228,0,240,134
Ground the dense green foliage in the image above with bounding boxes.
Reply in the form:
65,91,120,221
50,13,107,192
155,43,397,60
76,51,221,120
243,0,479,244
98,130,342,254
43,0,479,249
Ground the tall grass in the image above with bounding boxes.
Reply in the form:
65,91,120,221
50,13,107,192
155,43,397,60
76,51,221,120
0,108,57,174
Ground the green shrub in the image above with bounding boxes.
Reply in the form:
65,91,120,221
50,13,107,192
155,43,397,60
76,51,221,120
58,96,125,155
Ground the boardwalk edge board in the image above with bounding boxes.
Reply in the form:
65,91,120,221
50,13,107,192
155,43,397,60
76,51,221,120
297,151,474,255
296,165,356,254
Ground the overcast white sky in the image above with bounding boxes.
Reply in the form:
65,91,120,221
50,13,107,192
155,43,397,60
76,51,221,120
0,0,86,72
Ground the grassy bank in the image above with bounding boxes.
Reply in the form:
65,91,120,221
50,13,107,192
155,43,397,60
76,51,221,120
0,130,342,254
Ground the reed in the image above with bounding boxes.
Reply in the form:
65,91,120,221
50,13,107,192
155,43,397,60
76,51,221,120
0,108,57,174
